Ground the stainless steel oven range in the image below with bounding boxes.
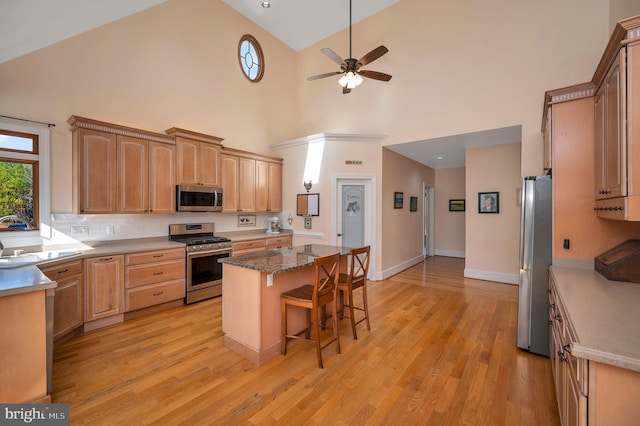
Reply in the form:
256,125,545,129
169,223,231,304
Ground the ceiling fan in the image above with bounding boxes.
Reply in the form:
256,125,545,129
307,0,392,94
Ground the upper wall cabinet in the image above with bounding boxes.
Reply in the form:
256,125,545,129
592,17,640,220
69,116,176,214
166,128,223,187
221,147,283,214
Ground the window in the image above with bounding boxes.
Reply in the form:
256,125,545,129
238,34,265,82
0,129,40,232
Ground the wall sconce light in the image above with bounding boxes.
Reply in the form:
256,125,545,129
303,181,312,193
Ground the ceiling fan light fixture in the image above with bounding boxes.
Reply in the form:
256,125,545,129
338,71,363,89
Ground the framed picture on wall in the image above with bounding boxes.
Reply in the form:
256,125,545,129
394,192,403,209
478,192,499,214
410,196,418,212
449,199,465,212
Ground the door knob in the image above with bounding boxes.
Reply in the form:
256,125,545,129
337,233,343,237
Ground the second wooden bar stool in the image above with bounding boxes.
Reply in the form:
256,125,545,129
338,245,371,340
280,252,341,368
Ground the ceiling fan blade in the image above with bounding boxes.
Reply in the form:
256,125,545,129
321,48,346,66
357,46,389,67
343,86,351,95
307,71,343,81
359,70,392,82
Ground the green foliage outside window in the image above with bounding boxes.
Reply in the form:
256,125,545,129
0,160,34,227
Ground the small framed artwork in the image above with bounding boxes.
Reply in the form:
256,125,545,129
410,196,418,212
238,214,256,227
394,192,403,209
449,199,465,212
478,192,499,214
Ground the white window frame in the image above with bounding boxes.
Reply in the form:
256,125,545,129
0,120,51,245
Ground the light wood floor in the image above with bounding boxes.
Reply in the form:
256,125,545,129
52,256,560,425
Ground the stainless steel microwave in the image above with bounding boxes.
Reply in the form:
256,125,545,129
176,185,223,212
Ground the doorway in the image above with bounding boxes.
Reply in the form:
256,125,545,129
423,184,435,258
334,175,376,278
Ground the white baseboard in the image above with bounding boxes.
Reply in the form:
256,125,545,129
375,255,425,280
464,268,518,285
434,249,465,258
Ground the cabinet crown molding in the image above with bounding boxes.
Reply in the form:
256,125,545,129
165,127,224,145
592,15,640,88
67,116,175,145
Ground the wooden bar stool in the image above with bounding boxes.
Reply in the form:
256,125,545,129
281,252,341,368
338,245,371,340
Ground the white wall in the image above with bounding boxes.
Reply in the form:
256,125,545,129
465,143,522,284
435,167,466,258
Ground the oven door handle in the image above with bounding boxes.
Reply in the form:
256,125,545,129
187,249,232,257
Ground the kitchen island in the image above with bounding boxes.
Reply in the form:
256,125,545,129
219,244,350,365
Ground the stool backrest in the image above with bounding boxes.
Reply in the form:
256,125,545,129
349,245,370,288
313,253,340,302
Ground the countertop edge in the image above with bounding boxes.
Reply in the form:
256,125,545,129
551,265,640,373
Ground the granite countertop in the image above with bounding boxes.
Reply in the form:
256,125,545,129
0,237,185,297
217,229,293,242
550,265,640,372
220,244,350,274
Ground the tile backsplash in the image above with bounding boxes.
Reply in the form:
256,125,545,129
50,211,291,243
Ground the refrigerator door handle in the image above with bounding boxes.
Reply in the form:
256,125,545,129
519,179,527,269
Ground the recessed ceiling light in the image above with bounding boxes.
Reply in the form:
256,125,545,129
261,1,270,8
436,156,444,160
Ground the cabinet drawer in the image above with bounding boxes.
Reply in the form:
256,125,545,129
39,260,83,280
232,239,265,252
125,259,185,288
125,279,185,311
266,236,291,248
125,248,185,266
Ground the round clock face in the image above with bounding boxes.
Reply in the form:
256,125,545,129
238,34,264,82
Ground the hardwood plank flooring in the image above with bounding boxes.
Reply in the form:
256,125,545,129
52,256,560,425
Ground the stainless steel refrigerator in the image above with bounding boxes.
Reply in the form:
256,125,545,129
517,175,552,357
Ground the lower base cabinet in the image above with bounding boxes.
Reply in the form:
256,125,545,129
85,255,125,322
39,260,84,340
124,248,185,312
550,276,640,425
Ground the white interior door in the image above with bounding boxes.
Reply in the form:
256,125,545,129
335,176,376,277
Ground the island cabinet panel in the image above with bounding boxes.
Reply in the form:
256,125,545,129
85,255,124,322
39,260,84,341
124,248,185,312
148,141,176,214
0,290,48,403
76,129,117,214
118,135,149,213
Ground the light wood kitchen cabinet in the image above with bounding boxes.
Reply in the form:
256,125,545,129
221,153,256,213
75,128,117,214
85,255,124,322
232,239,266,255
69,116,177,215
149,141,176,213
256,160,283,212
265,235,291,249
118,135,149,213
166,127,224,187
591,22,640,220
549,273,640,425
124,248,185,312
39,260,84,341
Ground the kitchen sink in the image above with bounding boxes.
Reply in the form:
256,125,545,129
0,251,81,269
